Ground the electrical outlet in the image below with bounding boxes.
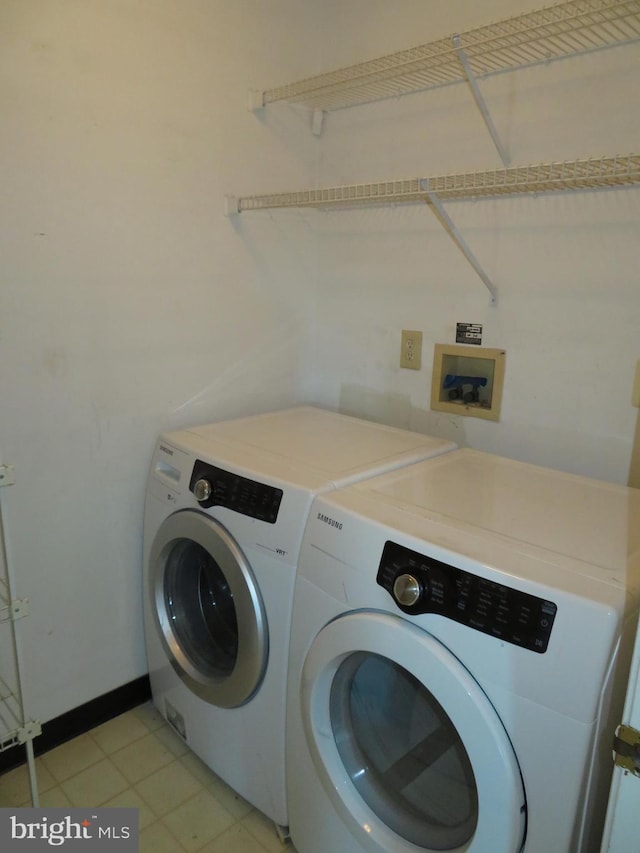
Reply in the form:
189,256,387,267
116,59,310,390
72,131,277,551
400,330,422,370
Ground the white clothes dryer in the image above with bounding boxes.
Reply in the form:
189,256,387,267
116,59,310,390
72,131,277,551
142,406,455,830
286,449,640,853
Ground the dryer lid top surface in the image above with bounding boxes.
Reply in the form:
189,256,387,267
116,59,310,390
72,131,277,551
167,407,456,488
352,448,640,575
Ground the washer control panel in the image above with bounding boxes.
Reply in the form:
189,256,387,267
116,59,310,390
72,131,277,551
377,541,557,653
189,460,283,524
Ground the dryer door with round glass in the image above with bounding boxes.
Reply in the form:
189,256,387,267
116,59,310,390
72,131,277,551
301,611,526,853
149,509,267,708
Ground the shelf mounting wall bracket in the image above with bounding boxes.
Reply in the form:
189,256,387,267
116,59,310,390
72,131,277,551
224,195,240,217
423,184,498,304
453,35,510,168
311,109,325,137
0,598,30,623
249,88,325,136
0,466,16,488
10,598,30,621
248,90,266,112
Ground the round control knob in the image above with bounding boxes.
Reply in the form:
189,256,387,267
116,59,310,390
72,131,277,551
392,573,423,607
193,478,212,502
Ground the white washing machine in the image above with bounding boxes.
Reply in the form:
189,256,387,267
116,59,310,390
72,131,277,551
142,406,455,830
286,448,640,853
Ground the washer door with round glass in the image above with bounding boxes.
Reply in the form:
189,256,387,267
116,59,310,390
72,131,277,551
149,509,267,709
301,611,526,853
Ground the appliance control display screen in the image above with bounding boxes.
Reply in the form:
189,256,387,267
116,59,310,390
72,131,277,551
377,540,557,653
190,461,283,523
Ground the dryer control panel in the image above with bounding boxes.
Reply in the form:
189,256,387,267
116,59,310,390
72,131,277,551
189,460,283,523
377,541,557,653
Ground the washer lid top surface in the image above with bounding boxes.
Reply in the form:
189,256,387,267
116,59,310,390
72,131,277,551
167,407,455,488
352,449,640,579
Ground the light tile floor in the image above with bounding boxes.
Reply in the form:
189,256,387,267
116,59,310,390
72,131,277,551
0,702,298,853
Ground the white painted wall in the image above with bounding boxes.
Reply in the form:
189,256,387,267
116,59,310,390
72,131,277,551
301,0,640,484
1,0,639,727
0,0,321,722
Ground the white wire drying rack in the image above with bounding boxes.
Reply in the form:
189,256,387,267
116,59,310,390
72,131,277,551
0,465,40,806
256,0,640,112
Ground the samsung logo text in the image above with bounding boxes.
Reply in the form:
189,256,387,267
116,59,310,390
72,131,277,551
317,512,343,530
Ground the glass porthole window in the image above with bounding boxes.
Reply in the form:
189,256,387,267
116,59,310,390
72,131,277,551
301,612,526,852
330,652,478,850
163,539,239,678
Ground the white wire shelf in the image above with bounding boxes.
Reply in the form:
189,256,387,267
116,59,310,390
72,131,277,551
230,153,640,213
227,153,640,303
259,0,640,111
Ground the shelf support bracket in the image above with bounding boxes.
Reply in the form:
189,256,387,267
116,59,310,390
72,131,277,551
248,90,266,112
423,185,497,304
453,35,509,168
249,88,325,137
0,466,16,488
10,598,30,621
311,109,325,137
224,195,240,217
0,598,30,623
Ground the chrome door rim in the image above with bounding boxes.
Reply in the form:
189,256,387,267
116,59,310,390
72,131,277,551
150,509,268,708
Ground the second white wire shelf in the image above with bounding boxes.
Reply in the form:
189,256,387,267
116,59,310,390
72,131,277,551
228,153,640,213
226,153,640,304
